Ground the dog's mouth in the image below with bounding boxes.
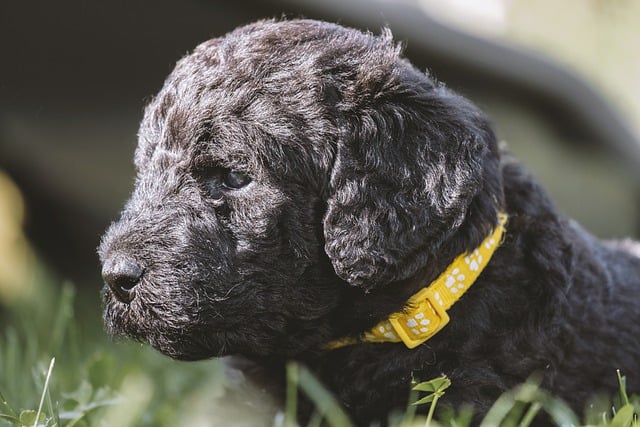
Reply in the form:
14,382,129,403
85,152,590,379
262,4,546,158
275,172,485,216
102,284,232,360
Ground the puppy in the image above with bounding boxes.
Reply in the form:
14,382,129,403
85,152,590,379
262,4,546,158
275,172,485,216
99,19,640,425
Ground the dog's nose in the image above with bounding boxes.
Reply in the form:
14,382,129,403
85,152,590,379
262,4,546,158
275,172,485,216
102,256,143,303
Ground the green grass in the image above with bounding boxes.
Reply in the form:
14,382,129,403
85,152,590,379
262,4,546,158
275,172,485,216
1,277,639,427
0,278,243,427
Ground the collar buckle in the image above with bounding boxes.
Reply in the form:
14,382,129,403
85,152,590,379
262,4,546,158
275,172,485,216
388,287,451,349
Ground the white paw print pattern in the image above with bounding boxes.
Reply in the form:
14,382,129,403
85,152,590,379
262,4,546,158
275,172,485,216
445,268,466,294
485,237,496,250
434,291,444,307
377,322,399,340
406,312,431,336
464,249,483,271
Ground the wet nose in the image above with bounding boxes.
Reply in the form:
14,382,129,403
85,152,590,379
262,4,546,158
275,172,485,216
102,255,144,303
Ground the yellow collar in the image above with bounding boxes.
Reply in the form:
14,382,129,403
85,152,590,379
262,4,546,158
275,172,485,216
326,214,508,350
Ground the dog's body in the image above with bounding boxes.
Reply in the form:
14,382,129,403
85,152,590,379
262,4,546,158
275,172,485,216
99,19,640,425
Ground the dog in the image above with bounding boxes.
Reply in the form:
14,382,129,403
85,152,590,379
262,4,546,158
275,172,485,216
99,19,640,425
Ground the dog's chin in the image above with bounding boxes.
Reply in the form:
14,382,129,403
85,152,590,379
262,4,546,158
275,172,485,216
147,338,226,361
104,313,231,361
102,289,231,361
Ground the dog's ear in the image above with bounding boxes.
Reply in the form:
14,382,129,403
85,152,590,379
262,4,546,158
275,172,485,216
323,65,502,290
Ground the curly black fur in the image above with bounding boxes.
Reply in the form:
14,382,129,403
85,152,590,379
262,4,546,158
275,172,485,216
99,19,640,425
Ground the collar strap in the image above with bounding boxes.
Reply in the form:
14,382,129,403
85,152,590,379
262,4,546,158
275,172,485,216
326,213,508,350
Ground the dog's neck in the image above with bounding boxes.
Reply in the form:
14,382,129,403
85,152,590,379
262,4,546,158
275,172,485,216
325,213,508,350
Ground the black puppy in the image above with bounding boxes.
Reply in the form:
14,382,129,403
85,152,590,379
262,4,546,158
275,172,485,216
99,19,640,425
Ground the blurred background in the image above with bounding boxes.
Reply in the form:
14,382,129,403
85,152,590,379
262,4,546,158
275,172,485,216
1,0,640,312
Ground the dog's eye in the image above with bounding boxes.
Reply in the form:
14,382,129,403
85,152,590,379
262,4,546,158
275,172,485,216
199,167,252,198
222,169,251,190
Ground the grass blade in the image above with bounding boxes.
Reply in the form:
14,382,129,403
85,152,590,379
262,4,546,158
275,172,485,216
293,362,354,427
618,370,630,406
518,402,542,427
0,391,17,418
610,404,635,427
285,363,299,427
34,357,55,427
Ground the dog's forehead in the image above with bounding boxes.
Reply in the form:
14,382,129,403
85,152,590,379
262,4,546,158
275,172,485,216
135,20,402,177
137,79,320,173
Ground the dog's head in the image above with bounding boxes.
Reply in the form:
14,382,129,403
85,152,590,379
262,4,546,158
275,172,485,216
99,19,503,360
